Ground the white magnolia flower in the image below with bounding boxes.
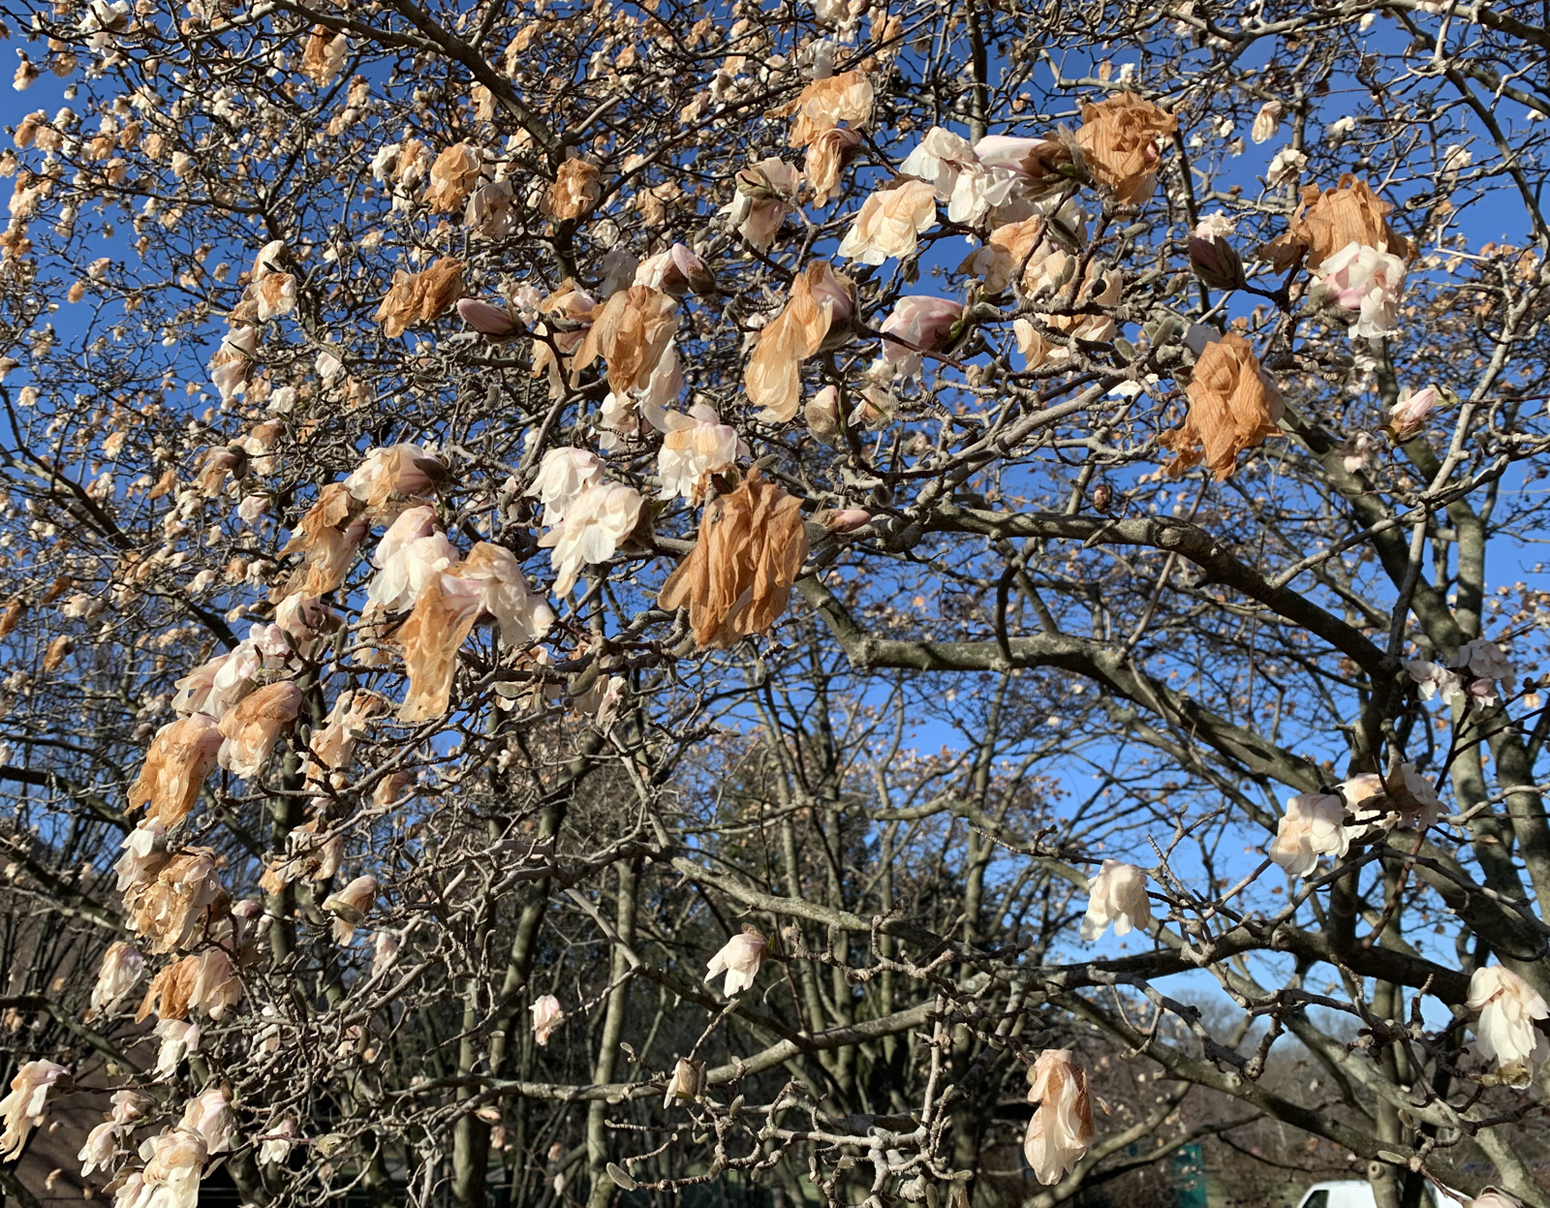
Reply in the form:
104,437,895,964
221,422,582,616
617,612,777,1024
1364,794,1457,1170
367,505,455,612
1079,860,1152,941
91,940,145,1014
530,994,563,1046
1267,792,1349,878
153,1020,202,1077
899,126,978,200
79,1119,119,1177
140,1128,207,1208
1468,965,1549,1074
646,400,747,501
1024,1050,1094,1185
1453,638,1514,684
179,1087,236,1154
459,543,556,645
259,1118,298,1168
1311,241,1407,339
537,481,643,596
526,447,605,524
705,928,768,996
1250,101,1282,144
0,1060,68,1160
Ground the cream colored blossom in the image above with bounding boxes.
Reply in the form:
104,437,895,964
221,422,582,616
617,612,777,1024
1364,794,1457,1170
1469,965,1549,1075
0,1060,68,1161
1079,860,1151,941
646,401,747,502
179,1087,235,1154
528,448,605,523
724,158,802,250
78,1119,118,1177
323,873,379,944
1267,792,1349,878
91,941,144,1015
530,994,563,1046
705,927,767,996
1251,101,1282,144
538,481,644,596
140,1128,207,1208
461,542,556,645
1024,1050,1094,1185
367,505,456,612
837,179,937,264
259,1118,298,1168
152,1020,201,1076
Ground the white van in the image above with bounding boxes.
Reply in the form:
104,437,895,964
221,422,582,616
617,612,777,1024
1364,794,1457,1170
1295,1182,1467,1208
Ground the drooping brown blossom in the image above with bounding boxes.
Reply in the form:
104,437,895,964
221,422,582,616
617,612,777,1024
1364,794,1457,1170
126,849,226,955
545,156,603,221
217,681,303,780
423,143,482,213
300,26,348,87
774,71,874,147
1074,93,1177,205
658,469,809,648
1160,333,1284,480
128,714,223,827
1291,175,1411,264
570,285,679,394
374,258,465,338
344,443,448,513
392,574,485,722
280,482,367,597
804,126,864,205
745,262,855,421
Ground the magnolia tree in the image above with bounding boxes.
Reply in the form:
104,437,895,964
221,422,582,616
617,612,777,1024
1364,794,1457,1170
0,0,1547,1205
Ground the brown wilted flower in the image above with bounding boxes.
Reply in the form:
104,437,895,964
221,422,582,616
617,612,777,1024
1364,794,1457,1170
745,262,855,422
42,635,72,671
374,258,465,339
136,954,197,1022
424,143,482,213
138,950,240,1024
1074,93,1177,205
1160,332,1283,480
344,443,448,512
1291,175,1410,264
0,598,25,639
804,126,864,205
392,573,485,722
657,469,809,648
545,156,602,221
126,848,226,955
129,714,223,827
217,681,303,780
1024,1050,1094,1185
301,26,348,88
774,71,875,147
280,482,367,597
570,285,679,394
